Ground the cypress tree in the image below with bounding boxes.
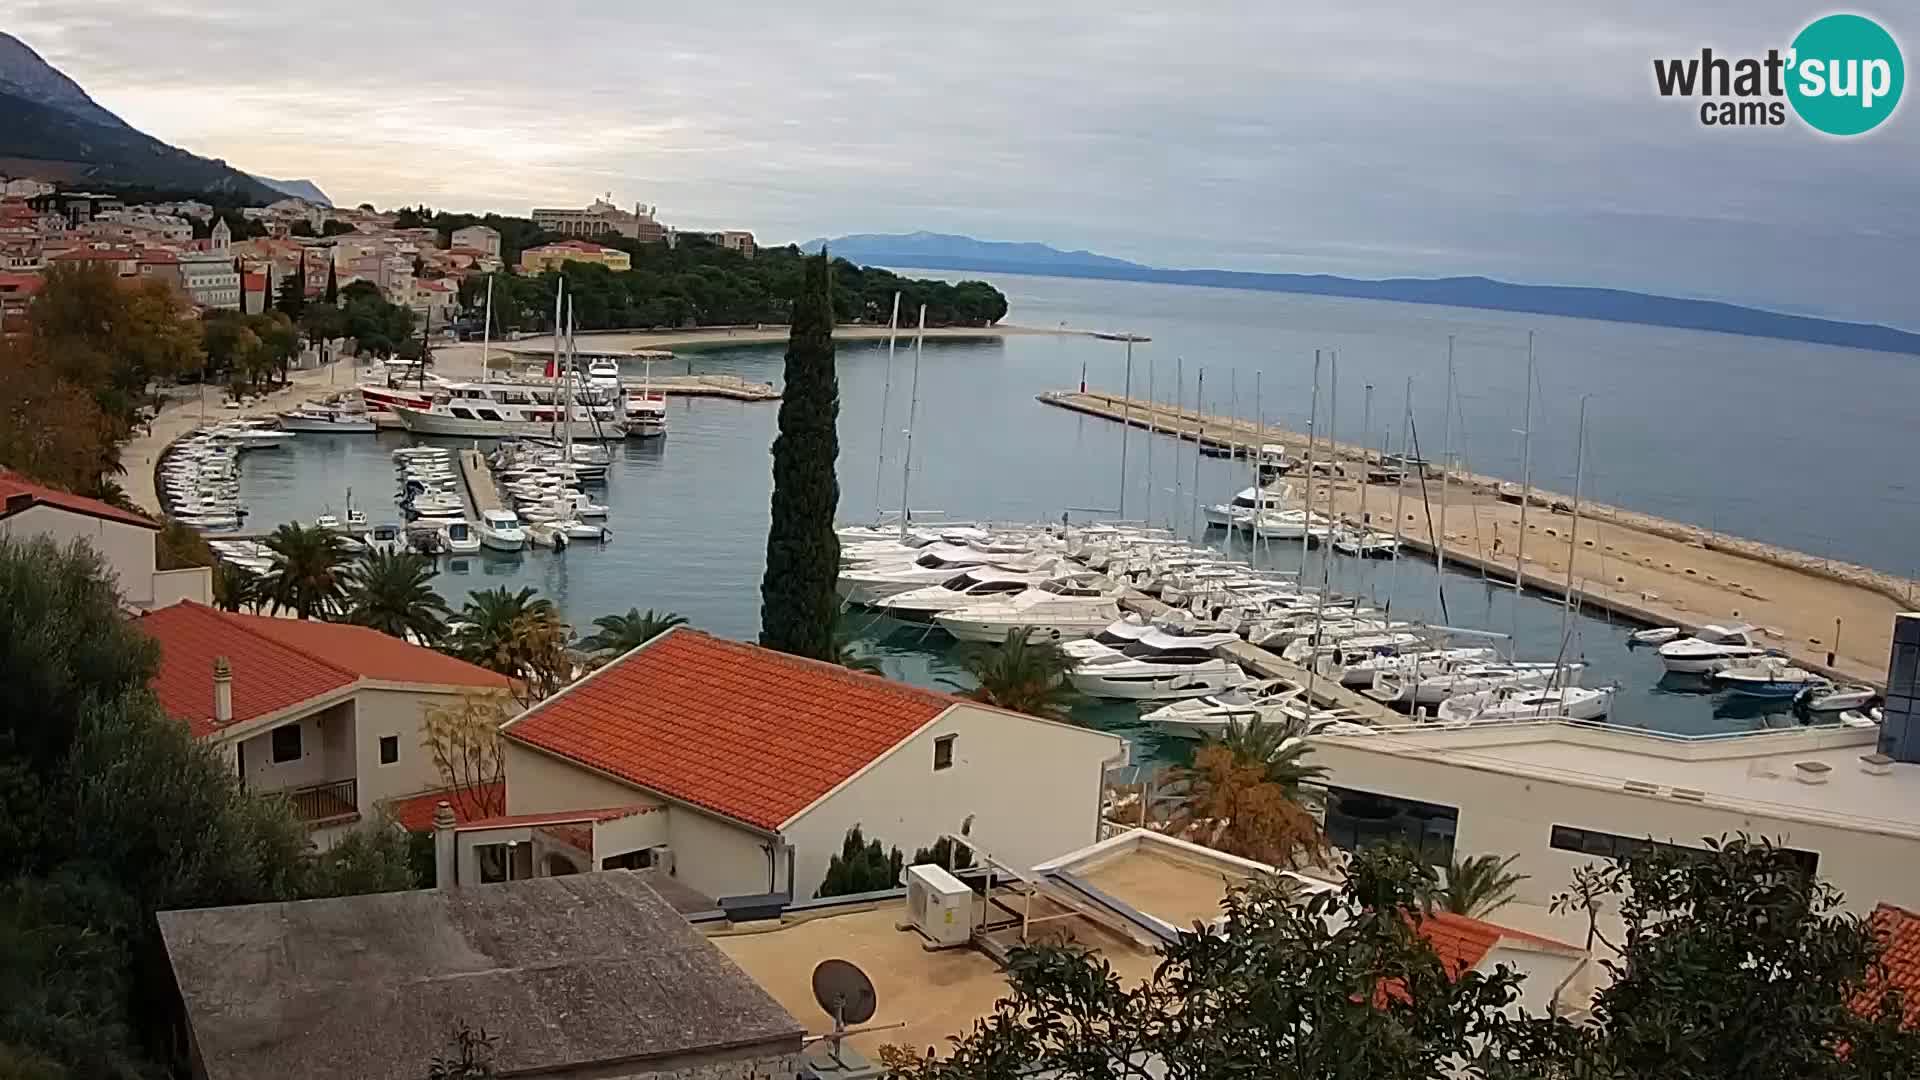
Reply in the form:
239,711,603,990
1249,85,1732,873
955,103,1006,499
234,258,247,314
278,251,306,318
323,255,338,304
758,250,842,660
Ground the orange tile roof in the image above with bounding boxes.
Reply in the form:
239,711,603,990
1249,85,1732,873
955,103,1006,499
0,468,156,529
457,805,658,831
504,628,958,831
134,601,508,737
384,782,506,832
1861,903,1920,1026
1414,911,1506,977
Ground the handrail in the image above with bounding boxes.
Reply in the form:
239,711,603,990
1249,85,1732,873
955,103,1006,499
281,777,359,823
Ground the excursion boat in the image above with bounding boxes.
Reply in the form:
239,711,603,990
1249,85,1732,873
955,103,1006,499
1656,624,1767,674
1066,624,1248,701
389,378,626,438
932,576,1125,643
356,382,436,428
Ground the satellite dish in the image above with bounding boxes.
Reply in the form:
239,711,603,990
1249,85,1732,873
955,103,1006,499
811,959,878,1026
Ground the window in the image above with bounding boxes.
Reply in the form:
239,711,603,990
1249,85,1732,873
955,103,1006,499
378,735,399,765
1322,785,1458,866
601,848,655,871
933,734,957,771
270,723,302,763
475,842,534,884
1549,824,1819,876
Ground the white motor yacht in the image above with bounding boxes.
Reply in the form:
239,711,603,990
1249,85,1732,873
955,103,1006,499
1318,646,1501,690
1140,678,1311,739
1067,625,1248,701
279,401,377,434
389,377,626,438
838,544,1052,606
933,576,1125,644
1062,613,1155,662
876,568,1052,623
1435,684,1615,723
1204,485,1285,529
476,509,528,551
364,523,405,556
1374,661,1584,709
439,519,482,555
1657,624,1766,674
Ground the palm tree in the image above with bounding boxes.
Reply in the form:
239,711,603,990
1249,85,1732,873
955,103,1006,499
453,586,574,702
578,608,687,658
952,628,1077,721
341,550,450,645
1433,853,1529,917
211,561,261,613
1209,716,1329,792
261,522,348,619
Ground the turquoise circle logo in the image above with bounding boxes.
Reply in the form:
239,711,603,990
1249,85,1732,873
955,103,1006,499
1788,14,1904,135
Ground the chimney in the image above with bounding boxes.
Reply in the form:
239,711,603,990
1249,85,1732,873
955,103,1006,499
1793,760,1832,786
212,656,232,725
1880,613,1920,764
1861,753,1894,777
433,801,458,888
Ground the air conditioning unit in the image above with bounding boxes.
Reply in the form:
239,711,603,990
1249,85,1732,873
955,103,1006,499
646,844,675,874
905,864,971,948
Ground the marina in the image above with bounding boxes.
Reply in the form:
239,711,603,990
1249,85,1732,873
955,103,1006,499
132,273,1920,765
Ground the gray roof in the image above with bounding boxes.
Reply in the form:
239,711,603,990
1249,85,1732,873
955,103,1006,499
157,873,803,1080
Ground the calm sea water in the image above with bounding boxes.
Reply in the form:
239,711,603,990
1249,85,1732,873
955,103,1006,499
232,272,1914,761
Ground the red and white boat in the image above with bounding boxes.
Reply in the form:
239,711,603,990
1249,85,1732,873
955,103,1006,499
356,380,436,429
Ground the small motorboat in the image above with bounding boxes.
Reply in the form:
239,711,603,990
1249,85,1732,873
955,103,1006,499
1712,659,1824,699
1628,626,1683,647
476,509,528,552
439,519,482,555
1795,683,1878,714
1657,624,1766,674
1435,684,1616,723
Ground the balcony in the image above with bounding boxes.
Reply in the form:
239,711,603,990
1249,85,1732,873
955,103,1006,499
282,778,359,826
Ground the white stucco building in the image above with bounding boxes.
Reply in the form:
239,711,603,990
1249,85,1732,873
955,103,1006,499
0,469,208,610
135,602,513,846
490,628,1130,904
450,223,500,259
1310,717,1920,916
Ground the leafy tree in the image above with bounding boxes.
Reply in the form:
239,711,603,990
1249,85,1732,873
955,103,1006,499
758,251,841,661
289,219,315,238
340,280,416,359
451,587,573,703
419,692,512,822
0,336,119,490
1165,719,1329,868
27,263,201,430
1432,852,1529,918
816,825,903,898
303,814,420,897
1540,834,1920,1078
341,550,450,644
261,522,348,618
578,607,687,658
888,844,1535,1080
154,519,214,571
953,629,1077,720
0,537,412,1077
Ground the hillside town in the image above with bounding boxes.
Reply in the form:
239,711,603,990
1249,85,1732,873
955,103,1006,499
0,179,754,335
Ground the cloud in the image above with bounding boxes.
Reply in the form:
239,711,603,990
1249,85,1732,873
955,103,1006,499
11,0,1916,324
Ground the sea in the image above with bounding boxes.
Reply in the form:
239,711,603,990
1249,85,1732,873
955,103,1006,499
227,270,1920,764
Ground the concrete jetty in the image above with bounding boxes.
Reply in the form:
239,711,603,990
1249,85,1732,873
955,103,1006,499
458,449,501,519
1041,389,1907,685
1113,592,1401,723
623,374,779,401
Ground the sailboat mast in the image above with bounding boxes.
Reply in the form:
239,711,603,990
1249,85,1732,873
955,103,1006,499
1437,336,1454,576
873,292,901,519
1118,337,1134,520
1558,395,1589,678
1173,356,1184,534
1305,351,1338,706
1190,368,1204,538
1360,382,1373,535
480,274,493,372
897,304,927,539
563,301,575,456
1299,350,1320,575
1514,330,1536,595
1387,377,1411,614
1252,370,1263,559
1145,353,1156,529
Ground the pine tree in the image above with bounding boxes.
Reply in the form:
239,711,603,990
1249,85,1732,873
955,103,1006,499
324,255,338,305
234,258,248,314
758,250,841,660
277,251,306,319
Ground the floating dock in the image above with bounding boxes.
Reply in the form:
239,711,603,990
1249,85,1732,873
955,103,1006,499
1041,389,1909,685
458,449,501,519
623,374,778,401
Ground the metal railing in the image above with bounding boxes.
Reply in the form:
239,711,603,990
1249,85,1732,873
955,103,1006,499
281,778,359,824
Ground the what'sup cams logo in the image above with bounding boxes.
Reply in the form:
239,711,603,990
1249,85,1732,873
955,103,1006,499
1653,13,1904,135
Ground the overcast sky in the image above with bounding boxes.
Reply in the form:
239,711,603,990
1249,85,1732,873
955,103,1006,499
11,2,1917,326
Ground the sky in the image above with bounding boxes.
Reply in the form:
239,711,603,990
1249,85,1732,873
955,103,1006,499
10,1,1918,327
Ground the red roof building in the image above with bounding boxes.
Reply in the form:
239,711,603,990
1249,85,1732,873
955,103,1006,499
1861,903,1920,1026
0,468,155,530
499,627,1128,904
0,468,201,610
134,602,511,840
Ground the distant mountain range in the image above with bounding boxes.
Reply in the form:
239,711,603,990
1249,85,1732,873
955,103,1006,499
248,174,333,206
809,231,1920,356
0,33,325,205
